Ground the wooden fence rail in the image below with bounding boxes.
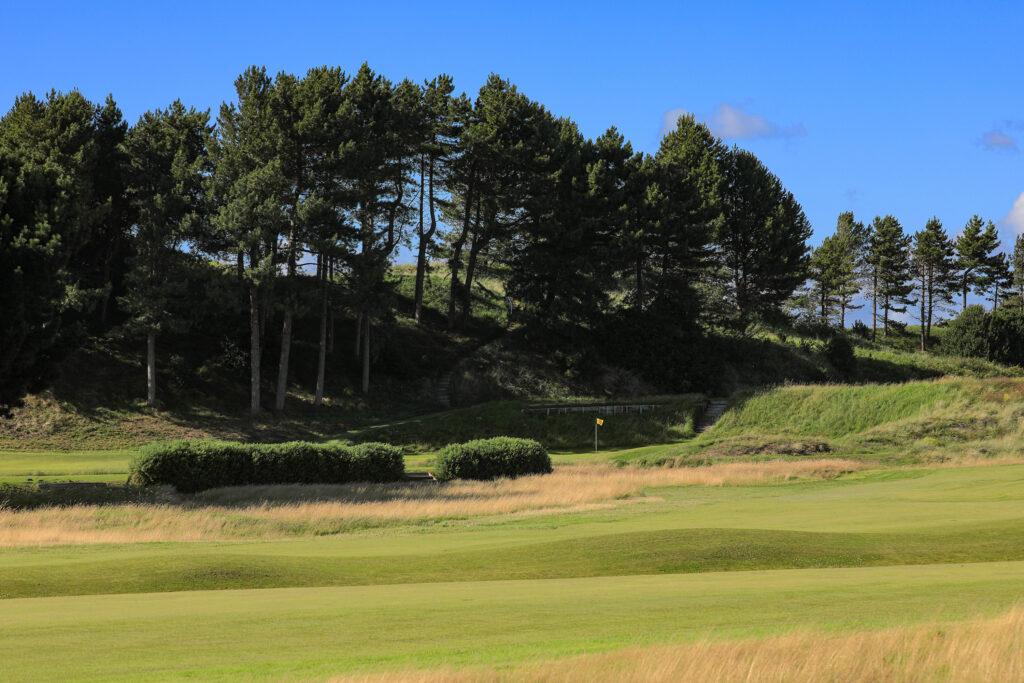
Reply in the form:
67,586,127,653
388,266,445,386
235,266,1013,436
520,404,664,416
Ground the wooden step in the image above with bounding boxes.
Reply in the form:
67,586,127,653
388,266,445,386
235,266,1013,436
697,399,730,433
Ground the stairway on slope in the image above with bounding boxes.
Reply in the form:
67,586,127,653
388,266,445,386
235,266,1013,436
697,399,729,433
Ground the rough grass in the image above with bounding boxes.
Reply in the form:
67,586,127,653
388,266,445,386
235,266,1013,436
344,606,1024,682
638,377,1024,465
0,460,862,546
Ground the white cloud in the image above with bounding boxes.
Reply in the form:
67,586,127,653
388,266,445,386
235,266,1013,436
1002,191,1024,234
709,103,805,140
981,130,1017,151
660,107,689,136
660,103,805,141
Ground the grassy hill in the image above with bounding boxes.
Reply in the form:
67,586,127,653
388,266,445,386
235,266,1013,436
618,376,1024,467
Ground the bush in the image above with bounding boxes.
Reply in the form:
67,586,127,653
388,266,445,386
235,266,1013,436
434,437,552,481
824,335,856,375
944,305,990,359
129,440,404,493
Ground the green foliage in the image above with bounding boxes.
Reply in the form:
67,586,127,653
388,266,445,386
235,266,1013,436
910,217,956,350
0,482,164,509
943,305,1024,366
716,148,811,326
129,440,404,492
867,215,914,337
434,437,552,481
943,305,991,359
824,335,856,375
954,214,1000,310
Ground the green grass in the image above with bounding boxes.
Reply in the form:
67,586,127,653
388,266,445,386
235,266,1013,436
5,464,1024,599
0,450,134,483
611,376,1024,465
2,562,1024,680
4,460,1024,677
712,382,965,439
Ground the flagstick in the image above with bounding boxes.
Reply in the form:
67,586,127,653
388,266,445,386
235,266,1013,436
595,420,598,455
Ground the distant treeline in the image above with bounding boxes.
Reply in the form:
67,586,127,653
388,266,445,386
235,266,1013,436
800,211,1024,352
0,64,1011,412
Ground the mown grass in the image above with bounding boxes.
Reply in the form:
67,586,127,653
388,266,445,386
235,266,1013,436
347,606,1024,682
2,562,1024,680
0,449,135,483
2,463,1024,598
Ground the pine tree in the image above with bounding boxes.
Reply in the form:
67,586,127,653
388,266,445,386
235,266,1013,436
955,215,1000,311
716,148,811,328
911,217,955,350
649,113,726,320
207,66,288,415
808,234,843,325
833,212,867,328
867,215,914,338
980,252,1012,309
1013,235,1024,306
121,102,211,406
0,151,68,410
342,65,420,393
413,74,457,325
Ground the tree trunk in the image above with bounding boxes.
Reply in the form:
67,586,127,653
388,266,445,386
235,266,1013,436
314,256,329,407
635,246,645,311
883,295,889,338
249,283,262,416
274,311,293,413
448,167,475,329
871,271,878,342
146,330,157,406
354,312,362,359
327,257,335,354
919,275,927,352
414,155,427,325
963,275,969,312
925,267,933,345
361,318,370,395
462,235,483,320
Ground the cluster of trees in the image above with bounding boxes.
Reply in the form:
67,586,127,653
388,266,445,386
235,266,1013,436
1,64,813,413
805,211,1020,351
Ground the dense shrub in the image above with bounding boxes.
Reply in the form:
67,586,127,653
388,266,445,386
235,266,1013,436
434,437,552,481
824,335,856,375
943,305,1024,366
129,440,404,493
943,305,990,359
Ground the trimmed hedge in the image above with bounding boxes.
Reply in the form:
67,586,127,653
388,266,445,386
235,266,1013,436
434,437,552,481
129,440,404,493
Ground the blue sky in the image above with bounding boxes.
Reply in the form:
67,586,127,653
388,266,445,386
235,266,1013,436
2,0,1022,255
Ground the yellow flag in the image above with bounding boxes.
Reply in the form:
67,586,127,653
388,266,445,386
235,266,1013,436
596,418,604,426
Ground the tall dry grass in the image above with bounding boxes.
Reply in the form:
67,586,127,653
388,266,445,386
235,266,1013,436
340,605,1024,682
0,459,862,546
